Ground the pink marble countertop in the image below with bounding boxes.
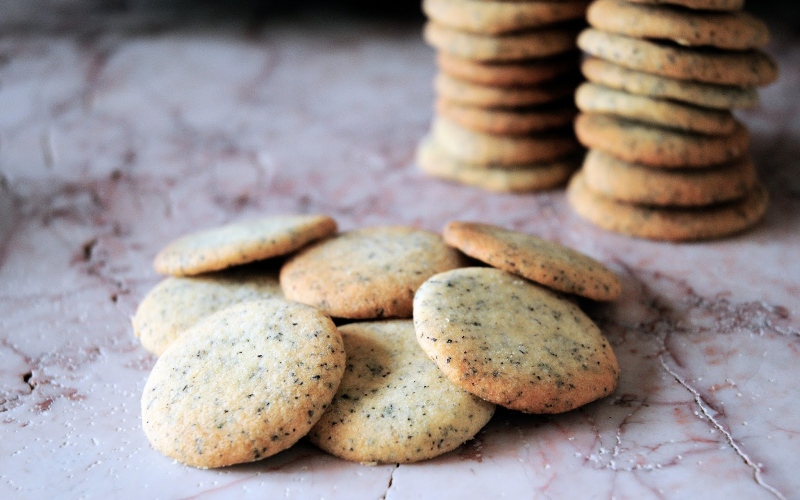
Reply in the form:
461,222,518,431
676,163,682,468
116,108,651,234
1,12,799,500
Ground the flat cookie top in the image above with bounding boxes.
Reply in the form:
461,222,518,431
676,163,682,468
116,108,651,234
153,214,337,276
423,0,589,35
141,299,345,468
133,263,283,357
626,0,744,12
443,221,621,301
413,267,620,414
307,320,495,464
437,52,579,87
435,73,576,109
280,226,468,319
436,99,577,135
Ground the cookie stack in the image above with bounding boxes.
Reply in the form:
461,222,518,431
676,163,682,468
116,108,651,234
417,0,591,192
567,0,777,241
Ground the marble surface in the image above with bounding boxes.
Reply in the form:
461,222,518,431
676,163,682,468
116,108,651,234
1,10,799,500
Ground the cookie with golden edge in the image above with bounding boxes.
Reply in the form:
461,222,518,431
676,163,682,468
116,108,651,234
575,113,749,168
437,99,577,135
307,320,495,465
423,0,589,35
575,83,736,135
436,73,576,109
414,267,620,414
626,0,744,12
567,170,769,241
577,29,778,87
141,299,346,468
443,221,621,301
280,226,468,319
153,214,337,276
438,52,579,87
583,150,758,207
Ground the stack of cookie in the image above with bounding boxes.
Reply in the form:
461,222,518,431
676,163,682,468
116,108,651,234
417,0,590,192
567,0,777,241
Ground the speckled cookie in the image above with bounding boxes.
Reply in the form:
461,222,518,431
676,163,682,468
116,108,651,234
575,82,736,135
133,263,283,356
414,267,619,413
443,221,621,301
583,150,758,206
280,226,467,319
567,170,769,241
437,99,577,135
581,57,759,110
417,134,577,192
578,29,778,87
438,52,579,87
307,320,495,464
575,113,749,168
141,299,346,468
153,214,337,276
588,0,769,50
423,0,589,35
424,21,580,62
626,0,744,12
436,73,576,109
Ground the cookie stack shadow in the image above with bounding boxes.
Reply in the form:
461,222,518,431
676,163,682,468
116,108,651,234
416,0,591,192
567,0,777,241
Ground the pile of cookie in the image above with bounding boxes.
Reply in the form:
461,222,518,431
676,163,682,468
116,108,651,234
416,0,590,192
134,215,620,468
567,0,777,241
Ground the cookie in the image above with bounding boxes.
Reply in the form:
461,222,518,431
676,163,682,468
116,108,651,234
280,226,467,319
581,57,759,110
577,28,778,87
424,21,580,62
442,221,621,301
141,299,346,468
582,150,758,206
413,267,620,414
417,134,577,192
436,73,576,109
588,0,769,50
307,320,495,464
433,117,580,166
437,99,577,135
438,52,579,87
423,0,589,35
567,170,769,241
133,263,283,357
153,214,337,277
575,82,736,135
574,113,749,168
626,0,744,12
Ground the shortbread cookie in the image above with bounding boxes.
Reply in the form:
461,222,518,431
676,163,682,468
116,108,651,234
423,0,589,35
626,0,744,12
437,99,576,135
581,57,759,110
280,226,467,319
588,0,769,50
575,83,736,135
307,320,495,464
424,21,580,62
141,299,345,468
414,267,619,413
438,52,579,87
575,113,749,168
443,221,621,301
436,73,576,108
578,29,778,87
417,135,577,192
133,263,283,356
583,150,758,206
153,214,337,276
567,171,769,241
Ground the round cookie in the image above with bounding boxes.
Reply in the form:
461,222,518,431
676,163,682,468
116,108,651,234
279,226,467,319
567,170,769,241
413,267,620,414
133,263,283,357
423,0,589,35
626,0,744,12
582,150,758,206
424,21,580,62
588,0,769,50
438,52,579,87
307,320,495,464
141,299,346,468
581,57,759,110
436,73,576,109
437,99,577,135
575,82,737,135
442,221,621,301
577,28,778,87
153,214,337,276
574,113,749,168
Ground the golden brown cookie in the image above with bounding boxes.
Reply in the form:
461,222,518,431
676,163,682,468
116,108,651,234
414,267,620,414
437,99,577,135
438,52,579,87
436,73,576,109
626,0,744,12
423,0,589,35
307,320,495,465
567,170,769,241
